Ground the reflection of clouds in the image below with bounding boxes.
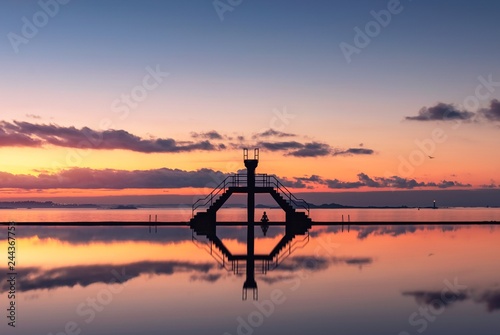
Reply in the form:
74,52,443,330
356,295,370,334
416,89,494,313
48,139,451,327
402,290,468,307
2,226,284,245
0,261,215,293
335,257,372,266
0,255,373,292
190,273,223,283
476,289,500,312
278,256,330,271
260,274,296,285
7,224,489,245
403,288,500,313
1,226,191,244
258,255,374,285
327,224,475,240
276,256,373,272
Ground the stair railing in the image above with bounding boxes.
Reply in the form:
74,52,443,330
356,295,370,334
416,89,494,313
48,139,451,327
256,174,310,215
191,231,234,271
192,173,311,217
272,231,310,269
192,174,244,217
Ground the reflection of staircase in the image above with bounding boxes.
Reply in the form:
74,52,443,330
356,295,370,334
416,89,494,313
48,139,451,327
189,173,312,271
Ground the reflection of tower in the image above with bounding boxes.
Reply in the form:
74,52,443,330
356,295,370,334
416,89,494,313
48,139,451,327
243,148,259,300
189,148,312,300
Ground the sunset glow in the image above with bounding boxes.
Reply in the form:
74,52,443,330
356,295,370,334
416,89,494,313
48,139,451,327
1,1,499,207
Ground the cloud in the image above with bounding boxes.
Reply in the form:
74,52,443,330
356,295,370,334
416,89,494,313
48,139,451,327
0,167,474,191
325,178,364,189
0,167,231,189
479,99,500,121
191,130,224,140
258,141,333,157
405,103,475,121
0,121,219,153
332,148,374,156
0,261,215,293
25,114,41,119
279,177,307,188
322,174,472,190
1,120,374,160
252,129,296,139
405,99,500,125
0,127,42,147
357,173,382,188
430,180,472,189
259,141,375,158
258,141,304,151
381,176,427,189
296,175,327,184
288,142,332,157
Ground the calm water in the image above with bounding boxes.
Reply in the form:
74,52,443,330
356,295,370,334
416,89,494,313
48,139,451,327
0,207,499,222
1,208,499,335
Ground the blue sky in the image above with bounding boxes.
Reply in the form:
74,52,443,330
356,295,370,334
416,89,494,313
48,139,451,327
0,0,499,204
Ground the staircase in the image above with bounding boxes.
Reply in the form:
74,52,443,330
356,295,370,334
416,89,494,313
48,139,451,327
190,173,312,234
189,173,313,271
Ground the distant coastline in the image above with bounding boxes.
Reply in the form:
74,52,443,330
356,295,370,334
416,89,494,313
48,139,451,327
0,201,497,210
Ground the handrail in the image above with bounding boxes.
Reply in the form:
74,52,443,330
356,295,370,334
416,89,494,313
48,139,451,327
191,231,233,271
263,174,310,215
192,173,311,217
191,175,240,217
231,259,269,275
273,231,310,268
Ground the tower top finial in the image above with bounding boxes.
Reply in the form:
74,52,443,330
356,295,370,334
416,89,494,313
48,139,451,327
243,148,259,161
